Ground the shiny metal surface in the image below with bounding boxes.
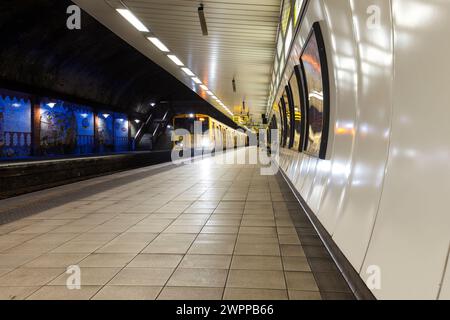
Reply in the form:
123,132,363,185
273,0,450,299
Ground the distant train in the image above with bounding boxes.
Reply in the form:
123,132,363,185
172,114,247,152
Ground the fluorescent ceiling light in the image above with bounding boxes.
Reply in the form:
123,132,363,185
192,77,202,84
148,37,169,52
47,102,56,108
200,85,208,91
116,9,149,32
167,55,184,66
181,67,195,77
206,91,213,96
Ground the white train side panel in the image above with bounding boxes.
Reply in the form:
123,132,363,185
273,0,450,299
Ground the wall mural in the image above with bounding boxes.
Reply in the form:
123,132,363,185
39,102,77,155
75,108,94,154
97,112,114,153
0,89,131,160
0,95,32,158
114,113,129,152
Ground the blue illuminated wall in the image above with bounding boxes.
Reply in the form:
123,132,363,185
114,113,129,152
97,112,114,153
75,107,94,154
0,95,32,158
40,101,77,155
0,88,131,160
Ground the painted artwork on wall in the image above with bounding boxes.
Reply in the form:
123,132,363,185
96,112,114,153
40,101,77,155
75,108,94,154
114,113,129,152
0,107,3,155
0,94,32,159
1,88,132,160
300,22,330,159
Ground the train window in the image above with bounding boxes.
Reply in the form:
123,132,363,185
197,116,209,132
280,97,289,148
174,117,194,133
277,102,286,147
283,85,298,150
282,86,295,149
272,104,283,147
289,66,306,151
300,22,330,159
268,115,278,148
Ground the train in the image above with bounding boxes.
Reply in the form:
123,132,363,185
172,114,247,152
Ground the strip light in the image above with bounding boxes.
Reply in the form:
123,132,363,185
167,55,184,66
192,77,202,84
148,37,169,52
116,7,234,120
116,9,149,32
181,67,195,77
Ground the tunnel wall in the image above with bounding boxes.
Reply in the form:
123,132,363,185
273,0,450,299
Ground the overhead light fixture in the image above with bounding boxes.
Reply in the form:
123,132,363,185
206,91,213,96
198,4,208,36
80,113,88,118
192,77,202,84
189,113,195,118
200,84,208,91
102,113,110,118
47,102,56,108
116,9,149,32
147,37,169,52
181,67,195,77
12,103,21,108
134,119,141,124
167,54,184,66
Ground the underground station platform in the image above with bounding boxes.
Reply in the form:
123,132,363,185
0,148,355,301
0,0,449,312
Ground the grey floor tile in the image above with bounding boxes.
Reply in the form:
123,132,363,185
226,270,286,290
93,285,162,300
167,268,228,288
158,287,224,300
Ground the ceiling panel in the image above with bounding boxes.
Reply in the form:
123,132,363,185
107,0,280,122
74,0,280,123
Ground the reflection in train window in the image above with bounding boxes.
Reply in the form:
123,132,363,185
289,67,305,151
300,22,330,159
279,100,288,147
281,88,293,148
274,103,284,147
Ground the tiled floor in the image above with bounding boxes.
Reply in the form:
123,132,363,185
0,148,354,300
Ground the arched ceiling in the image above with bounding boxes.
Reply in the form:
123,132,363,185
0,0,237,127
73,0,281,124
